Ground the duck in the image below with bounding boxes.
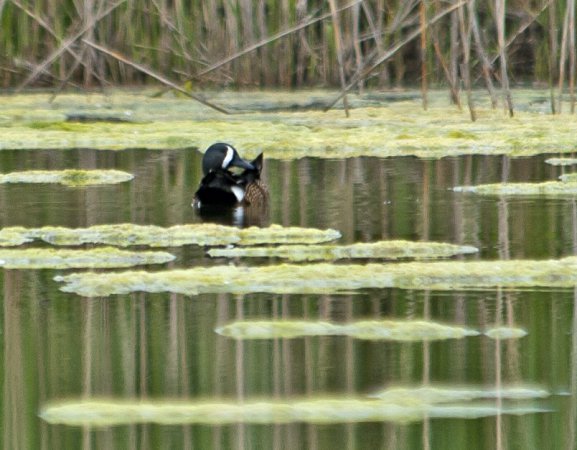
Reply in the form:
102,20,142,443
192,143,269,207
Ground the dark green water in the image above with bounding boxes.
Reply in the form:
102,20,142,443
1,148,576,449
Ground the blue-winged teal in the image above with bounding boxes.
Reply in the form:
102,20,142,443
193,143,269,207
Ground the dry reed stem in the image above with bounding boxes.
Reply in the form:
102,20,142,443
15,0,126,92
495,0,514,116
457,0,475,121
325,0,467,112
328,0,350,116
420,0,428,110
549,0,557,114
469,0,497,108
558,2,570,113
197,0,362,80
568,0,576,112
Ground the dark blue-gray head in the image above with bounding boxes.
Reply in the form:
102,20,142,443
202,143,254,176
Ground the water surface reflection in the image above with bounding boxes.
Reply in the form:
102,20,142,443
1,148,575,449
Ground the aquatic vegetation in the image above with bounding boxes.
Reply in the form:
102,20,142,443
208,240,478,261
40,387,548,426
0,248,174,269
0,169,134,186
545,158,577,166
369,385,549,403
237,225,341,246
54,256,577,297
0,224,340,248
453,181,577,196
559,173,577,182
485,327,528,340
2,90,577,159
215,320,479,341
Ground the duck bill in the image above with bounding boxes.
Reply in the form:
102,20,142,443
231,154,255,171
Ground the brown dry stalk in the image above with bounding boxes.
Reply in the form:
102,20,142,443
495,0,514,117
457,0,475,121
420,0,428,110
328,0,350,117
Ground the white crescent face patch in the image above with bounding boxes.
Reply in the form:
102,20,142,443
222,145,235,169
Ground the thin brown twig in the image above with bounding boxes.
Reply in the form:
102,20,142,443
82,39,230,114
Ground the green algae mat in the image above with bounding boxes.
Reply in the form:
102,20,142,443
545,158,577,166
54,257,577,297
0,169,133,186
0,224,341,247
208,240,478,261
3,90,577,159
454,181,577,196
215,320,525,341
0,248,174,269
216,320,480,341
40,384,548,426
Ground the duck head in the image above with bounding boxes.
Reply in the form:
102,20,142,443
202,143,254,176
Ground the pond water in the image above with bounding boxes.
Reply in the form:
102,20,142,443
1,146,576,449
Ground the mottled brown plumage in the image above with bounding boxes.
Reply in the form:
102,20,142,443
240,153,269,206
243,179,268,205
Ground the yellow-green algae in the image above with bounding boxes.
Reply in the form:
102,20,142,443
369,385,549,403
0,248,174,269
40,387,548,426
0,224,340,248
215,320,479,341
208,240,478,261
559,173,577,182
2,89,577,159
485,327,528,340
54,256,577,297
453,181,577,196
0,169,133,186
546,158,577,166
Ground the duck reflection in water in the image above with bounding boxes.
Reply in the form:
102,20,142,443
192,143,269,227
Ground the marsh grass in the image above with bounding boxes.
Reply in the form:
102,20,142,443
1,0,575,117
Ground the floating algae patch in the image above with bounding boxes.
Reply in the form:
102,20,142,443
369,385,549,404
0,170,134,186
237,225,342,245
54,257,577,297
215,320,479,341
0,224,340,248
453,181,577,196
0,248,174,269
40,393,548,426
545,158,577,166
485,327,528,340
3,89,577,159
559,173,577,182
208,240,478,261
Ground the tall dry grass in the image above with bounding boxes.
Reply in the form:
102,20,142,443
0,0,575,115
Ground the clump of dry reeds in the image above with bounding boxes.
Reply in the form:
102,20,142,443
0,1,575,116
